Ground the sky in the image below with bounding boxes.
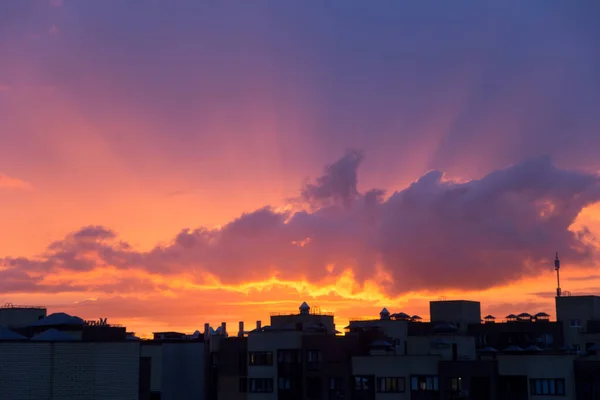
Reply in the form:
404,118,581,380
1,0,600,337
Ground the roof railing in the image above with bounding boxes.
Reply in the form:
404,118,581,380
270,311,334,316
1,303,46,309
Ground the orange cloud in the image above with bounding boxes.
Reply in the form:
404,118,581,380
0,174,32,190
1,153,600,337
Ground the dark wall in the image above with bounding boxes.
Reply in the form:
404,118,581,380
468,322,564,349
217,337,248,376
302,335,360,400
139,356,152,400
439,360,498,400
575,360,600,400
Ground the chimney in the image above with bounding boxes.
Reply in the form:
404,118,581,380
221,322,227,336
203,323,210,340
238,321,244,337
256,320,262,330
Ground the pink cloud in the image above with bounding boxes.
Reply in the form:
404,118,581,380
0,174,32,190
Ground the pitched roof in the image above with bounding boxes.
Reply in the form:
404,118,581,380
0,327,27,340
29,312,84,327
31,328,77,341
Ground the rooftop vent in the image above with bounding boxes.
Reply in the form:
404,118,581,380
299,302,310,315
379,308,390,320
516,313,532,321
534,312,550,322
483,315,496,324
391,312,411,321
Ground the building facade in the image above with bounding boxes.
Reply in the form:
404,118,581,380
208,296,600,400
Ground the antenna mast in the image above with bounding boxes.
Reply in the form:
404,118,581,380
555,252,561,297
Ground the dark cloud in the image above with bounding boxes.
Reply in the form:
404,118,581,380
301,150,364,208
2,154,599,296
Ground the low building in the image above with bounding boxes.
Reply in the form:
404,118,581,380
0,302,46,327
0,308,141,400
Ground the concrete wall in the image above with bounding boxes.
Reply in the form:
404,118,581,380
497,354,576,400
141,341,206,400
430,301,481,334
407,335,476,360
162,342,205,400
0,307,47,327
556,295,600,350
270,314,335,334
0,341,140,400
141,344,163,393
246,331,303,400
217,337,247,400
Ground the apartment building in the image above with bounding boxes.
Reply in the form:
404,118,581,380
206,294,600,400
0,302,47,327
0,309,141,400
211,302,369,400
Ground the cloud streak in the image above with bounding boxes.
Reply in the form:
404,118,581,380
3,153,599,297
0,174,32,190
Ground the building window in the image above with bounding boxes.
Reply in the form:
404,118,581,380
530,379,566,396
410,375,439,391
278,377,301,391
479,334,487,346
329,377,344,391
307,349,323,369
570,319,582,328
278,349,301,364
377,377,405,392
249,351,273,366
448,377,462,391
354,376,374,391
249,378,274,393
278,377,291,390
239,378,248,393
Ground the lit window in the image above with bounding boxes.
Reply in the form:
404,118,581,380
248,351,273,366
448,377,462,391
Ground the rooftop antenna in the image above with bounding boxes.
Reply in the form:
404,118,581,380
555,252,561,297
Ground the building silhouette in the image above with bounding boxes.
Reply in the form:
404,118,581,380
2,273,600,399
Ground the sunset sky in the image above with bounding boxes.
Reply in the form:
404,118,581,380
1,0,600,337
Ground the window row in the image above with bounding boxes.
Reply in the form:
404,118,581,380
248,349,323,366
239,377,339,396
353,375,439,393
239,375,566,395
239,378,273,393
